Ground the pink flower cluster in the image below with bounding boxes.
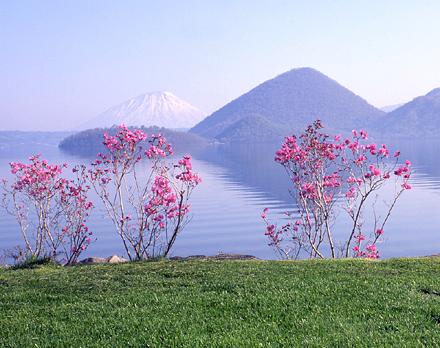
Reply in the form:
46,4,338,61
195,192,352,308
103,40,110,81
353,234,379,259
4,157,93,264
144,156,201,232
94,126,174,178
103,124,147,152
176,155,202,186
342,132,412,204
145,134,173,159
145,176,182,228
264,223,283,246
10,155,65,198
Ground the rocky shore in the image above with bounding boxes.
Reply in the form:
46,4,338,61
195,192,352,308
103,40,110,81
78,252,258,265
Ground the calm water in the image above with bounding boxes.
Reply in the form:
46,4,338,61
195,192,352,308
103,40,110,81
1,137,440,260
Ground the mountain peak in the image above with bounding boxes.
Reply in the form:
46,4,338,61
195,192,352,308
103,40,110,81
191,67,384,140
267,67,332,84
80,91,206,130
138,90,177,98
281,66,324,75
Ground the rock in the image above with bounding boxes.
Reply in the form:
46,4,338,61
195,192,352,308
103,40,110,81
169,256,184,261
78,255,128,265
79,257,108,264
107,255,128,264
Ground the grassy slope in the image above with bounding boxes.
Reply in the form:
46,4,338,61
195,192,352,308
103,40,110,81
1,259,440,347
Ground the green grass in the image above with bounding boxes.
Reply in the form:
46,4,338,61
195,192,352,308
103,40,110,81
1,258,440,347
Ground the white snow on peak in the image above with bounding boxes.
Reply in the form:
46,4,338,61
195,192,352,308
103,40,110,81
80,91,206,130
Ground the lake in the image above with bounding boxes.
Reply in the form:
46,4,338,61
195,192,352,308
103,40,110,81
0,135,439,260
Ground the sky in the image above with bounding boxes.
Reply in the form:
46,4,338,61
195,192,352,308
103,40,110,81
1,0,440,131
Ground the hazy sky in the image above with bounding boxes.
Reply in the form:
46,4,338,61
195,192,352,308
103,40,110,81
1,0,440,131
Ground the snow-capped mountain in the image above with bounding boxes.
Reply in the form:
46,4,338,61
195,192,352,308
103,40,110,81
80,91,206,130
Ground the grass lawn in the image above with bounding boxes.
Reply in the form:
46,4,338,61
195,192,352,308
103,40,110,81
1,258,440,347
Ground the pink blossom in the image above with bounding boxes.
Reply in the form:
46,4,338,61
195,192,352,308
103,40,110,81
402,183,412,190
261,208,269,219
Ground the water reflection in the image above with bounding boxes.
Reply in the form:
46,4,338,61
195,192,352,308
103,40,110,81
195,143,292,202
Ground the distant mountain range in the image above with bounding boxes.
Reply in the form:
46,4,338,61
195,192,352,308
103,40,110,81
80,91,206,130
190,67,385,141
65,67,440,151
381,88,440,137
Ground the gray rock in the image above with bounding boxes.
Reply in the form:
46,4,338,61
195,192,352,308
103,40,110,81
79,257,108,264
78,255,128,265
169,256,184,261
107,255,128,264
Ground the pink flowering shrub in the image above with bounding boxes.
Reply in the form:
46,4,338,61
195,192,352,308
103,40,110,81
1,155,93,264
262,120,411,259
88,124,201,260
